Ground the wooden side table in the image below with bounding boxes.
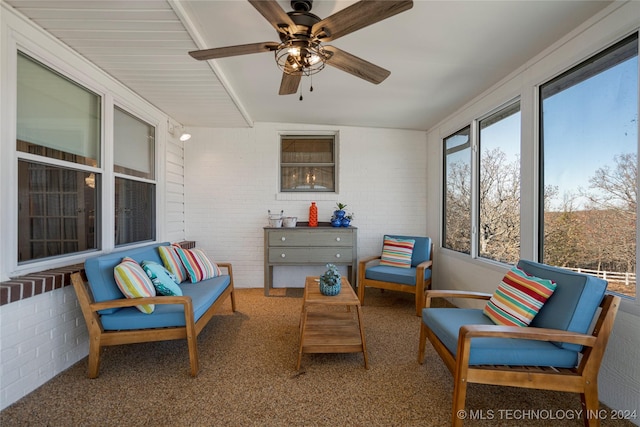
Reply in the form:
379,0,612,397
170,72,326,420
297,276,368,370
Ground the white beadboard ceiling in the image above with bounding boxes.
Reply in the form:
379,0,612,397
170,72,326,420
4,0,612,131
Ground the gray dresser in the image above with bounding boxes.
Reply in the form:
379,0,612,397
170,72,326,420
263,224,357,296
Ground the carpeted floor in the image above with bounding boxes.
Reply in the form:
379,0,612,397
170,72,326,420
0,287,633,427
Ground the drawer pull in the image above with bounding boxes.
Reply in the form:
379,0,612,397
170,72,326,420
335,253,341,258
336,237,341,242
281,253,286,258
281,237,286,241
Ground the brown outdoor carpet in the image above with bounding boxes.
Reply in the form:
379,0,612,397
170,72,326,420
0,288,633,427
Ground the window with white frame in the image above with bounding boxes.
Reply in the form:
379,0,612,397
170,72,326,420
114,106,156,246
443,126,471,254
478,102,521,264
280,135,336,192
540,32,638,300
443,102,522,261
16,52,100,262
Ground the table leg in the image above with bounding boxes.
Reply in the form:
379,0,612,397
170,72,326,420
356,305,369,369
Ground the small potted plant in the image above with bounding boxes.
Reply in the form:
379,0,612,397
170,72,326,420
319,263,341,296
333,202,347,219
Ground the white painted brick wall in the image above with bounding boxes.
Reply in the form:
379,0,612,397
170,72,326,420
0,286,88,410
184,122,428,289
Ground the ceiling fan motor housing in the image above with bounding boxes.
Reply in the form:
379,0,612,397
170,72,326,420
291,0,312,12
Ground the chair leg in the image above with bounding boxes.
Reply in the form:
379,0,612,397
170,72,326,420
452,370,469,427
418,322,427,364
581,382,601,427
357,282,365,306
87,336,101,379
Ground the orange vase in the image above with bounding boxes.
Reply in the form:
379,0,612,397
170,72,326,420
309,202,318,227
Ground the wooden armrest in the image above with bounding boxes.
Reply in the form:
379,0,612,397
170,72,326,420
358,255,381,267
90,295,193,312
425,290,492,307
416,260,433,270
216,262,233,276
459,324,597,348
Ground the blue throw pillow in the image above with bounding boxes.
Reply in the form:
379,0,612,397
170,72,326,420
141,260,183,296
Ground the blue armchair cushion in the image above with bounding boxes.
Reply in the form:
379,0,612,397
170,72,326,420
379,236,415,268
365,265,431,286
386,235,431,267
422,307,579,367
518,260,607,351
101,275,231,330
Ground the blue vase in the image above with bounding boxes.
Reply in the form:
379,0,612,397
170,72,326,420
319,278,341,296
341,218,351,227
333,210,345,219
331,218,342,227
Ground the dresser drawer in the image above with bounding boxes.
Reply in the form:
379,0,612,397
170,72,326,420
268,230,354,247
268,247,354,264
268,248,308,263
308,247,353,263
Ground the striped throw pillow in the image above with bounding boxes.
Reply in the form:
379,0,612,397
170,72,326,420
174,247,222,283
113,257,156,314
379,236,415,269
158,244,188,283
483,267,557,327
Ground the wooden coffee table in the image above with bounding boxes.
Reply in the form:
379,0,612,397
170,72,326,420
297,276,368,370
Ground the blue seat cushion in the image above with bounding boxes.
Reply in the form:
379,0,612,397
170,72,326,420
101,275,230,330
365,265,432,286
518,260,607,351
422,307,579,367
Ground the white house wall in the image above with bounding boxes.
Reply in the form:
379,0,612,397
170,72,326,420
425,1,640,422
0,5,186,410
183,122,428,289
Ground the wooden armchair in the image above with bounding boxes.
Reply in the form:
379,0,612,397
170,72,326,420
418,260,621,427
358,235,433,316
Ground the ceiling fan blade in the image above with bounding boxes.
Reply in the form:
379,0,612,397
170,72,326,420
279,60,302,95
323,45,390,84
248,0,298,35
312,0,413,42
189,42,279,61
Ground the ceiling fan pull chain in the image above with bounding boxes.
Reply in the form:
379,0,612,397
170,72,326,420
310,74,314,92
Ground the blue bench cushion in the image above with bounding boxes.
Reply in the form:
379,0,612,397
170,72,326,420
423,308,579,367
518,260,607,351
365,265,431,286
101,275,231,330
85,242,171,315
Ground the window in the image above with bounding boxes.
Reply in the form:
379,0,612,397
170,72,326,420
16,52,100,262
114,107,156,246
540,33,638,299
280,135,335,192
478,102,521,263
443,126,471,254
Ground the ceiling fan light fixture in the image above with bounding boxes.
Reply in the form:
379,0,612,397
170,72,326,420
276,40,327,76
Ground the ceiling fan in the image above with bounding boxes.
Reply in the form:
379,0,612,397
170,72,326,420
189,0,413,96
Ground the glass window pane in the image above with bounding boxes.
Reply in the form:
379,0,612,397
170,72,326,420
17,52,100,167
479,103,521,263
114,107,155,179
280,136,336,192
540,33,638,299
443,126,471,254
18,161,98,262
115,178,155,246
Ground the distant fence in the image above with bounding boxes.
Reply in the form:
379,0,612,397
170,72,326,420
565,267,636,287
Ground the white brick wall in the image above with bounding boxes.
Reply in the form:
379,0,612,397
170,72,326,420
0,286,88,410
184,122,428,289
